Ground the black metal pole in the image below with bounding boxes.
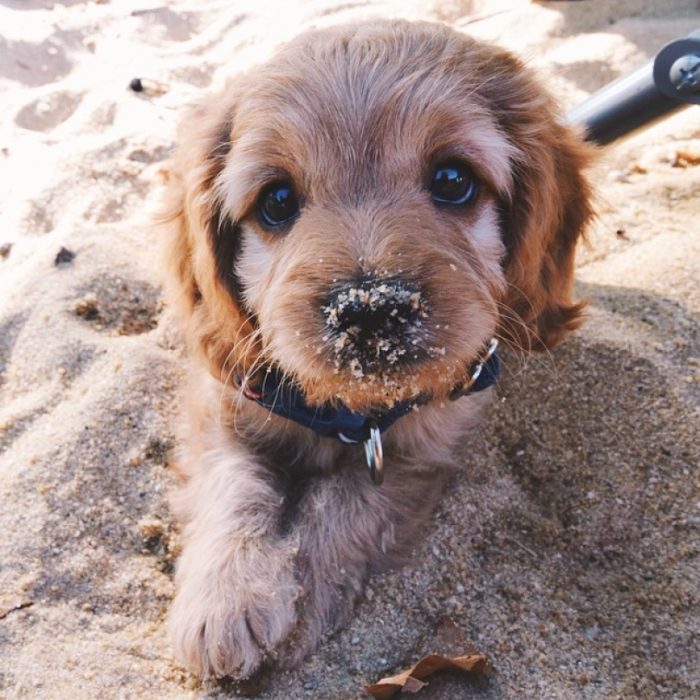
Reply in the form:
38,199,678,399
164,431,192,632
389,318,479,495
567,30,700,146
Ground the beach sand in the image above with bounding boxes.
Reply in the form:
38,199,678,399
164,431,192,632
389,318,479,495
1,1,698,697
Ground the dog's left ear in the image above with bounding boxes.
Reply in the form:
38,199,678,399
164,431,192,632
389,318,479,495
482,49,595,351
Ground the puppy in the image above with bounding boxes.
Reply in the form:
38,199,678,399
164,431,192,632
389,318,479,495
161,19,593,678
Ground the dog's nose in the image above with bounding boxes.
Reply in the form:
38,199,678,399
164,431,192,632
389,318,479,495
322,278,426,370
324,278,422,334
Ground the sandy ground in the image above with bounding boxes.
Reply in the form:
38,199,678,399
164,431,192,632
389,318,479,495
1,0,699,698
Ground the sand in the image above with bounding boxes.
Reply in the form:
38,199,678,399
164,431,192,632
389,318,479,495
1,0,698,698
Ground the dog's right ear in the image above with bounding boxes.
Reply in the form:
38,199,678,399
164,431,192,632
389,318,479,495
159,93,259,380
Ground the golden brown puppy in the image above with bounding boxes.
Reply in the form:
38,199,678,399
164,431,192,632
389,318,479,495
161,19,593,678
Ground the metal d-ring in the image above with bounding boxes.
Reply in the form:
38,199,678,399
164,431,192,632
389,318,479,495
449,337,499,401
468,337,498,385
479,338,499,371
363,422,384,486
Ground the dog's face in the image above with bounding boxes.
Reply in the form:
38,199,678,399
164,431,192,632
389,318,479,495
163,21,593,412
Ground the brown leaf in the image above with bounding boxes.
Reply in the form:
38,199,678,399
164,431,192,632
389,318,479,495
365,652,489,699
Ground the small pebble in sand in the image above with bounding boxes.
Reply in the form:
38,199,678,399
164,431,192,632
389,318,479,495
0,242,12,259
128,77,169,96
74,293,99,320
140,518,167,554
54,246,75,266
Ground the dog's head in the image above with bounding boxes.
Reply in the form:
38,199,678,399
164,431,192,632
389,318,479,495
162,21,593,412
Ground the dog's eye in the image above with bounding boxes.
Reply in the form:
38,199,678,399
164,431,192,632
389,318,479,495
430,162,478,205
258,181,300,228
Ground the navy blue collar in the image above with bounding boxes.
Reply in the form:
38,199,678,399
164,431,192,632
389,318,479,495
239,343,500,445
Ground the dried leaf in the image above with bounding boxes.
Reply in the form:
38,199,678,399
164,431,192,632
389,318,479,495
365,652,489,699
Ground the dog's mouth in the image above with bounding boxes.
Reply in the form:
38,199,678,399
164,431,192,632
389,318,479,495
265,276,471,411
241,334,499,421
253,276,495,411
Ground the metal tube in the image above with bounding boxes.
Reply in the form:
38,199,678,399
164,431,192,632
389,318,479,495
567,30,700,146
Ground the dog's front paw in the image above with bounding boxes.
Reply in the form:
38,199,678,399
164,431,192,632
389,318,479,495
169,545,300,678
276,567,365,668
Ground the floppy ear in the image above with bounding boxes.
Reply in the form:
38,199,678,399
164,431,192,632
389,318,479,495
480,50,595,351
159,92,259,380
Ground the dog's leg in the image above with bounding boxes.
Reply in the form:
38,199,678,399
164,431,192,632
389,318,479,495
168,442,300,678
283,463,449,664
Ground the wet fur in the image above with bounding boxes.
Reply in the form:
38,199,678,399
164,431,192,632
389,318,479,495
160,20,593,678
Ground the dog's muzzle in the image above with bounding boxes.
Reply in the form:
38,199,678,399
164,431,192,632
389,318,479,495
322,278,428,372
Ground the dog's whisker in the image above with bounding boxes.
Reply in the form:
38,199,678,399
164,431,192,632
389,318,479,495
493,299,561,383
220,325,267,437
218,324,262,406
216,310,261,385
228,343,268,425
